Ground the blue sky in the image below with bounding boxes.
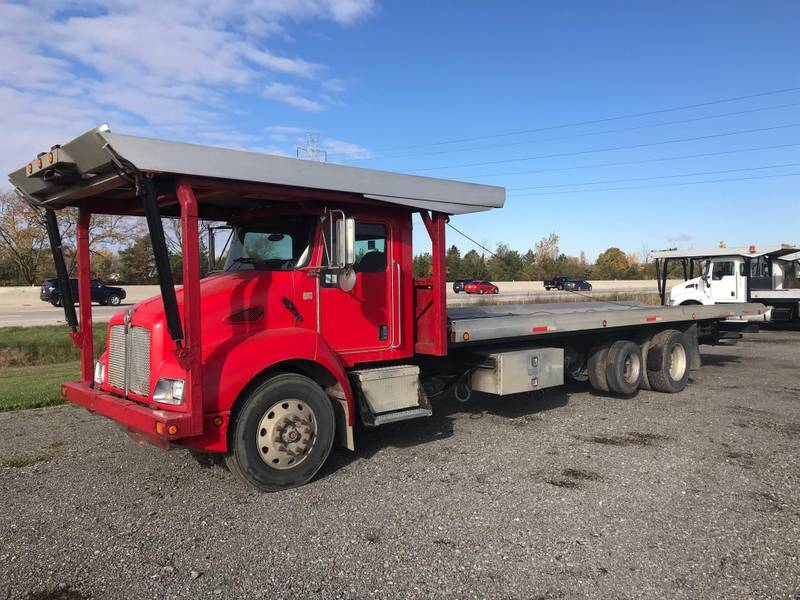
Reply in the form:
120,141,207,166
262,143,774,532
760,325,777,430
2,1,799,260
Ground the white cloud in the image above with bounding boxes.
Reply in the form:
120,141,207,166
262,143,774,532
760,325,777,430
263,82,325,112
666,232,694,242
0,0,375,179
322,138,372,160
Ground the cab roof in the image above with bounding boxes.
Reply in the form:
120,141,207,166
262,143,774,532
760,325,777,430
8,125,504,217
650,245,799,260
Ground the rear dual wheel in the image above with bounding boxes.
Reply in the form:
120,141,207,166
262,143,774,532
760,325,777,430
226,374,335,492
588,340,642,396
646,330,690,393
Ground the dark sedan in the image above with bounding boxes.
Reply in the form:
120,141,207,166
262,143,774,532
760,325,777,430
562,278,593,291
40,278,126,306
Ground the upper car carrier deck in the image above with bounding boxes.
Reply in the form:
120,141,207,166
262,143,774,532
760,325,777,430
447,301,765,345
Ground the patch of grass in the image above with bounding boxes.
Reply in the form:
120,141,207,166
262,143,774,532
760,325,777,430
1,450,53,468
562,468,601,481
583,431,671,447
0,361,80,411
0,324,107,367
546,479,578,489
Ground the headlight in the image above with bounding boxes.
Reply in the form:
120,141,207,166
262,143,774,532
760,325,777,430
94,360,105,385
153,378,185,405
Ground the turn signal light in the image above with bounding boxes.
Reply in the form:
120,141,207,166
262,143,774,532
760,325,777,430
155,422,165,435
167,425,178,435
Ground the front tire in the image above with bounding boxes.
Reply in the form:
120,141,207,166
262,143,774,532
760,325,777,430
226,374,335,491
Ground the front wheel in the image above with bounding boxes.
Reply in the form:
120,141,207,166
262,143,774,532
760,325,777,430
107,294,121,306
492,288,499,294
226,373,335,491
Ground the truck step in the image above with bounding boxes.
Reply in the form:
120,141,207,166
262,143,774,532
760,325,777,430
372,407,433,426
350,364,432,427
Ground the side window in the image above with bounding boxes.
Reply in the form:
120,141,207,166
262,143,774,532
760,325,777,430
739,263,746,277
354,223,387,273
712,261,734,280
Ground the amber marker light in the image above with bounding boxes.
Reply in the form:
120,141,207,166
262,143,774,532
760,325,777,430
36,157,43,169
212,416,224,427
47,151,54,164
26,163,32,174
167,425,178,436
155,422,165,435
462,332,470,341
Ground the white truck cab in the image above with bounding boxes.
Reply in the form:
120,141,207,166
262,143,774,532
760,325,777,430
668,256,748,306
651,245,800,322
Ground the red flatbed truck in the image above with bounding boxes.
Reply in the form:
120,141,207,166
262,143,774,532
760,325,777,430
9,125,766,491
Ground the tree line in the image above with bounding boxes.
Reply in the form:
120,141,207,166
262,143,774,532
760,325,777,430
2,190,669,286
414,233,664,281
0,191,206,285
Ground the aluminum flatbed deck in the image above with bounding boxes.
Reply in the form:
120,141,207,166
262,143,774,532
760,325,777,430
447,301,766,345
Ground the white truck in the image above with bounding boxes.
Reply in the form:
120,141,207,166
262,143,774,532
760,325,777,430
651,245,800,322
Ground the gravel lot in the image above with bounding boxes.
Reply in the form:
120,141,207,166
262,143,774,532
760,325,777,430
1,327,799,599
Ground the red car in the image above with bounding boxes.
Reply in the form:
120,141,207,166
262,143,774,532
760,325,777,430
464,279,499,294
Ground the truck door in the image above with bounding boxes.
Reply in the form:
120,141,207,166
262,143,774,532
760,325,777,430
710,260,739,301
320,221,397,355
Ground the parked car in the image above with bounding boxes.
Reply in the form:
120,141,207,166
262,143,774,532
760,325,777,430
543,276,571,290
40,278,126,307
563,278,593,291
452,278,477,293
463,279,499,294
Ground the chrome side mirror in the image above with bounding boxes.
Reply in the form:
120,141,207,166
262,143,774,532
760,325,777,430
335,217,356,268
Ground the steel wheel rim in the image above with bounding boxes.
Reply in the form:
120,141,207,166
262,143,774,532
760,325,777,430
623,352,641,384
255,398,317,470
668,344,687,380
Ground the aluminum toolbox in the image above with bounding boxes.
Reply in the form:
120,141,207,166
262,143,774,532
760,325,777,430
472,348,564,396
351,364,425,414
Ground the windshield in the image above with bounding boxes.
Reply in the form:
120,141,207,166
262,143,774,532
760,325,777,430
224,216,315,271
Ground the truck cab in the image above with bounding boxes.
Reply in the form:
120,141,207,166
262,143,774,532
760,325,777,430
653,245,800,322
668,256,748,306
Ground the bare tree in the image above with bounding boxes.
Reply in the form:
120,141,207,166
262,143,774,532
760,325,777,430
534,232,560,264
0,191,143,284
0,191,50,285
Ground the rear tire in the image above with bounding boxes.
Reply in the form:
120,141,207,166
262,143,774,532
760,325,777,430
107,294,121,306
647,330,690,393
226,373,335,491
587,341,613,392
605,340,643,396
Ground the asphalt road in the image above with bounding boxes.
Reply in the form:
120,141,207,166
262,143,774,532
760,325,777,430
2,327,799,599
0,303,130,327
0,281,666,327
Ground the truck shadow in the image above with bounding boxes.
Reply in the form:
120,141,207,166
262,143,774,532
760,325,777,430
700,353,742,367
319,386,570,480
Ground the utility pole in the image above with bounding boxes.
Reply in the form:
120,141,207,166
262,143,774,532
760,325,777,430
296,132,327,162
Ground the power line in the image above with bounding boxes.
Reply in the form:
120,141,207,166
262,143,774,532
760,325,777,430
506,171,800,197
506,161,800,191
445,222,500,259
458,142,800,180
329,85,800,157
341,101,800,162
410,122,800,173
